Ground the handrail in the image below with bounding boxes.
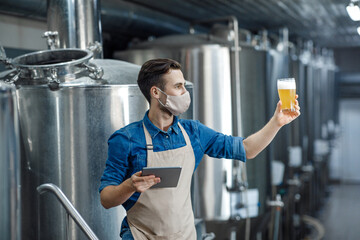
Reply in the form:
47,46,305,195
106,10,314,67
37,183,99,240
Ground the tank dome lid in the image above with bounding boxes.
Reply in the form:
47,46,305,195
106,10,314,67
89,59,140,85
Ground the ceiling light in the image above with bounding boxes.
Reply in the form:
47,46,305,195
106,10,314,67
346,0,360,21
357,26,360,35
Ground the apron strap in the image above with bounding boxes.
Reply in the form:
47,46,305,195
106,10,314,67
143,122,153,154
177,122,191,146
142,121,190,153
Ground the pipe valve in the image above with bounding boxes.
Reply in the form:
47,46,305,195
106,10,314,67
267,194,284,208
42,31,60,50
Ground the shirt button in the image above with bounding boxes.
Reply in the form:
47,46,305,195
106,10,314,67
166,135,169,138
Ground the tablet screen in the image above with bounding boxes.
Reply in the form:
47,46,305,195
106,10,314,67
142,166,182,188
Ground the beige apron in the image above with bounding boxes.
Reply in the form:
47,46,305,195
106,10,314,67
126,122,196,240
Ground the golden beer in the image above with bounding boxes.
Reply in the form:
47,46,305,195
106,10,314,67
277,78,296,111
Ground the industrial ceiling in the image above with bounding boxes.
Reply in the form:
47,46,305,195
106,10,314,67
0,0,359,49
126,0,360,48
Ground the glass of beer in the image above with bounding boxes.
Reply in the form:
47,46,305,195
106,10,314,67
277,78,296,111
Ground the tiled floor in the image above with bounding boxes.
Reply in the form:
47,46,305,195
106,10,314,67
318,183,360,240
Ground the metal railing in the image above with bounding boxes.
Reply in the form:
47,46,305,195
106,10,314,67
37,183,99,240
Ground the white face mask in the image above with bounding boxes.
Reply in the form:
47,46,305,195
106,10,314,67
157,88,191,116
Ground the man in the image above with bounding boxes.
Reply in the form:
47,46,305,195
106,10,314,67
99,58,300,239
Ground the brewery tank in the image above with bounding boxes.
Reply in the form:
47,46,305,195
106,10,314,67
115,34,241,220
312,54,323,143
311,51,331,160
0,82,21,240
212,25,291,213
213,25,289,214
298,46,316,163
289,47,307,166
299,47,333,162
319,49,337,141
310,50,337,185
0,48,153,240
236,45,271,215
231,28,292,210
266,47,291,168
323,52,337,140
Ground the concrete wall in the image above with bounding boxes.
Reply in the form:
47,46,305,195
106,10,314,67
337,99,360,183
0,14,47,51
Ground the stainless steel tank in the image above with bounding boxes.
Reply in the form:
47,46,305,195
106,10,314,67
300,46,334,162
311,51,330,160
319,49,337,141
306,62,316,162
0,82,21,240
312,54,323,144
115,34,238,220
0,49,151,240
234,36,288,214
294,45,316,163
323,52,337,140
266,47,291,166
236,45,271,215
289,47,308,166
212,25,279,216
312,49,336,159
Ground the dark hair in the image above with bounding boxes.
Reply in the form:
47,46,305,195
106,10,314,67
137,58,181,103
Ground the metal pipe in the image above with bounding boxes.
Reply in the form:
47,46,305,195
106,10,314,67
37,183,99,240
301,215,325,240
47,0,103,58
267,194,284,240
273,207,281,240
279,27,289,55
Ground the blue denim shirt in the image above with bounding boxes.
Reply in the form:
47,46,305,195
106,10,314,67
99,111,246,236
99,111,246,208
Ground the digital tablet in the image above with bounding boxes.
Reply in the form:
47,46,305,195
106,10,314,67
142,167,182,188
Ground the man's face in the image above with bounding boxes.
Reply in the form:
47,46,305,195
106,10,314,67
161,69,187,96
150,69,188,113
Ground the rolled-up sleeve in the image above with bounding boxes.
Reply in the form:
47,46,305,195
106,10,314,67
232,137,246,162
195,121,246,162
99,130,130,192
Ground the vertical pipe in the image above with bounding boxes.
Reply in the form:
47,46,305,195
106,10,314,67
273,206,281,240
231,16,242,137
47,0,103,58
279,27,289,55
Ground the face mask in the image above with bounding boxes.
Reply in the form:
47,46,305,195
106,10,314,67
157,88,191,116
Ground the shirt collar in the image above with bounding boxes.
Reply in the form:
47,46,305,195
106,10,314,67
143,110,180,138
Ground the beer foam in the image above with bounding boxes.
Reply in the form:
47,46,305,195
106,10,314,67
277,80,296,89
